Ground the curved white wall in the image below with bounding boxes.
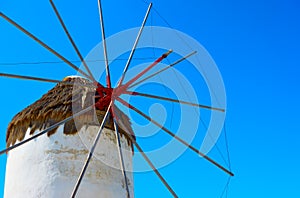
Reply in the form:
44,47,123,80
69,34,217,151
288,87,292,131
4,125,134,198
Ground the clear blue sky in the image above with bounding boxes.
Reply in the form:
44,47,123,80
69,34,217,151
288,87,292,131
0,0,300,197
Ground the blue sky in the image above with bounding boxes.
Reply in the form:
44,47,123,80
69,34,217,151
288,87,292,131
0,0,300,197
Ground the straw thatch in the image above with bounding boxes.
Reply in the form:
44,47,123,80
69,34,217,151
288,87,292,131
6,76,134,148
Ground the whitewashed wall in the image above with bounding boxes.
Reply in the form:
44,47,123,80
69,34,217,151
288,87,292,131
4,125,134,198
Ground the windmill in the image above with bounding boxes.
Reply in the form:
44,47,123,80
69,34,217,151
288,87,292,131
0,1,233,197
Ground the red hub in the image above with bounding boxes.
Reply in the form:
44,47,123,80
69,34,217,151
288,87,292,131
94,83,113,110
94,82,130,111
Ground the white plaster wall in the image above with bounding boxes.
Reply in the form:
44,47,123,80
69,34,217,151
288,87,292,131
4,125,134,198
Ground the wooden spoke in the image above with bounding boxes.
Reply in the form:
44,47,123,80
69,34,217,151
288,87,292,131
49,0,96,82
116,97,234,177
0,12,92,80
97,0,111,88
117,3,152,86
0,72,97,88
71,102,112,198
0,105,94,155
113,119,131,198
0,72,61,84
112,106,177,197
127,135,178,197
129,51,197,89
124,91,225,112
121,50,172,89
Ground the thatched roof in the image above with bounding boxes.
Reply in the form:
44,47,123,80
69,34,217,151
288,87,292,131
6,76,134,148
